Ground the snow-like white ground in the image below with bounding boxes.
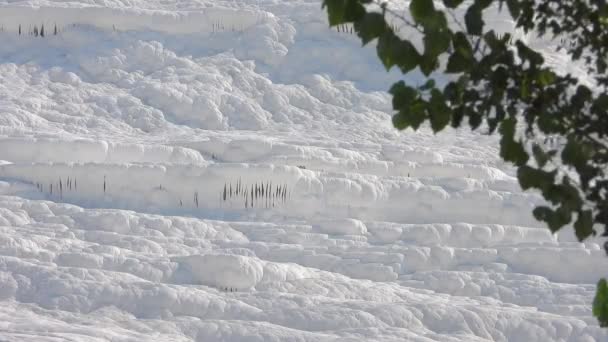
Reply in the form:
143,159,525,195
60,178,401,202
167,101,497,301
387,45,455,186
0,0,606,341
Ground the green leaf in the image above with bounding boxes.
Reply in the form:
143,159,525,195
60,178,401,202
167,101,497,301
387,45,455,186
392,101,427,130
446,32,474,73
476,0,493,10
483,30,501,50
506,0,520,19
531,144,550,167
490,66,508,94
377,33,397,70
468,111,483,129
393,40,422,73
537,69,556,86
487,106,505,133
443,81,460,102
517,165,555,191
354,12,387,45
419,79,435,90
446,52,472,73
520,75,530,99
322,0,365,26
392,113,409,130
390,81,425,130
533,206,571,232
419,55,438,76
552,207,573,231
516,41,544,65
562,138,591,169
574,210,595,241
343,1,366,22
410,0,435,23
420,10,449,31
558,178,583,211
424,28,451,58
389,81,418,110
594,279,608,327
322,0,342,25
443,0,464,8
407,101,428,129
453,32,474,58
532,206,553,227
377,33,421,72
451,106,464,127
592,93,608,113
465,5,483,35
428,89,451,132
499,118,529,166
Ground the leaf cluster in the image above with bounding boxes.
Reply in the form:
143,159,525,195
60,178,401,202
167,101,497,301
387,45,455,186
323,0,608,326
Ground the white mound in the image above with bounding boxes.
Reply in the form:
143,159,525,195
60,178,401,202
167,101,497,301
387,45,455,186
314,218,368,236
183,254,264,290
